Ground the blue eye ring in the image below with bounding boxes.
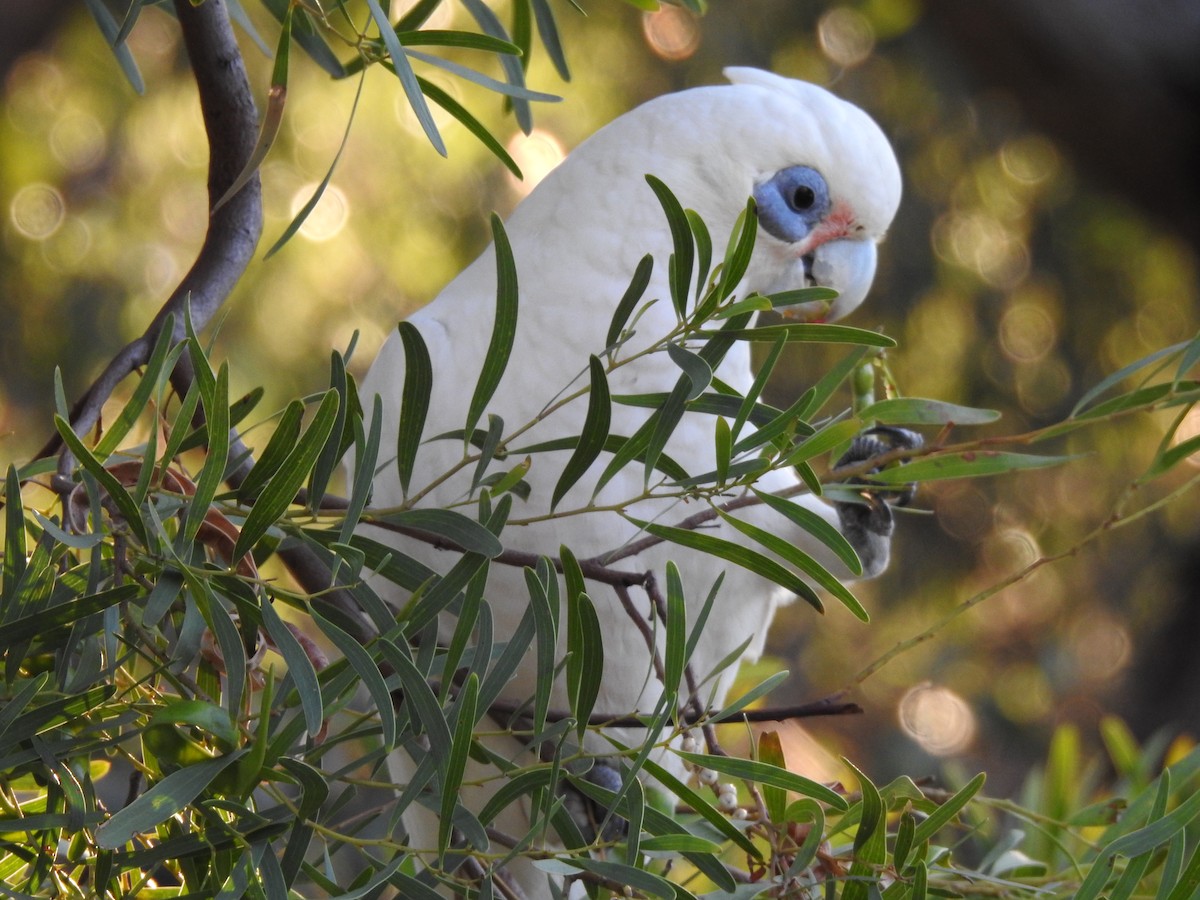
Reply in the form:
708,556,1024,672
753,166,831,243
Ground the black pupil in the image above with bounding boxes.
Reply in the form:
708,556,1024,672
792,185,816,210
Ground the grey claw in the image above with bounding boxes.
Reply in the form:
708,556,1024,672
562,760,628,843
835,425,923,506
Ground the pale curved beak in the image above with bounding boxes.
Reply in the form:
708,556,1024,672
774,239,878,323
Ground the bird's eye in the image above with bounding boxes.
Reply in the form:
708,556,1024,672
753,165,831,243
791,185,816,211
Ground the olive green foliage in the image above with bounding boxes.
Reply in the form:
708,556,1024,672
3,1,1200,897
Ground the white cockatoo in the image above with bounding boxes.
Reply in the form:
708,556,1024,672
356,68,906,895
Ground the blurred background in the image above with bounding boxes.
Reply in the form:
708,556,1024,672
1,0,1198,798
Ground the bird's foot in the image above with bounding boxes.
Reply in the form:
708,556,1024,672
831,425,923,576
561,759,628,844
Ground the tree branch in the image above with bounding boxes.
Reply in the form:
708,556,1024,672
39,0,262,468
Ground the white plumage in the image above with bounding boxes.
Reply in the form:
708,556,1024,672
357,68,902,894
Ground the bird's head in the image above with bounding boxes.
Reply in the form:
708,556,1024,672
718,68,902,323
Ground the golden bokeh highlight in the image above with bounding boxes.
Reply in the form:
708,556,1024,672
818,7,876,67
10,184,66,240
642,6,701,61
506,128,567,197
898,684,977,756
291,183,351,242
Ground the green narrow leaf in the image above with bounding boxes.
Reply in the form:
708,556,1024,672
663,561,686,696
94,314,175,459
378,640,453,761
714,323,897,347
753,487,862,575
1071,340,1189,417
666,342,713,401
859,397,1001,426
419,75,521,178
370,508,503,557
82,0,144,93
524,566,557,736
3,465,26,605
233,389,341,562
266,71,363,257
778,419,864,469
213,5,290,213
439,673,479,858
865,450,1077,484
646,175,694,317
552,356,611,509
465,215,519,442
339,394,383,544
53,419,148,545
636,519,824,613
95,751,246,849
470,414,505,495
715,199,758,300
260,596,323,738
733,335,786,442
313,612,395,749
675,750,848,809
844,759,886,900
182,362,231,544
894,807,917,872
757,731,787,823
237,400,304,503
529,0,569,79
910,772,986,847
605,254,654,356
685,208,713,301
365,0,445,155
308,353,352,511
393,321,433,496
708,669,788,723
714,416,731,484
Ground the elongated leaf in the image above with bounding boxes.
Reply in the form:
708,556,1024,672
0,585,137,648
182,362,231,544
734,335,786,441
54,417,148,545
395,29,521,54
94,314,175,460
779,419,864,468
314,612,395,749
635,519,824,612
1071,340,1189,416
730,387,817,457
715,200,758,300
859,397,1000,426
83,0,144,93
340,394,383,544
439,673,479,857
753,488,861,575
233,389,340,562
667,342,713,401
260,597,323,738
910,771,985,846
709,669,789,723
3,465,26,604
392,321,433,495
865,450,1077,484
465,215,519,442
266,72,363,257
606,254,654,355
529,0,569,78
676,750,848,809
758,731,788,822
613,390,782,427
470,414,505,495
844,759,885,900
552,356,611,509
257,0,344,77
379,640,452,760
237,401,304,503
370,508,503,557
95,751,246,848
365,0,445,155
714,323,897,347
685,208,713,300
419,75,521,177
406,49,561,102
646,175,694,317
459,0,533,131
663,561,686,695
